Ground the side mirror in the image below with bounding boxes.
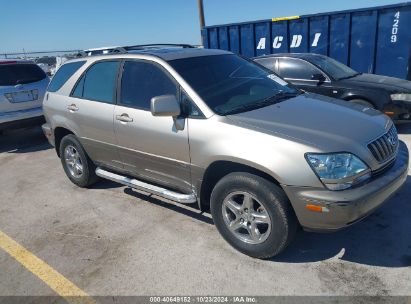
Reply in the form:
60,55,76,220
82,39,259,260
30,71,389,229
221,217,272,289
150,94,181,117
311,73,326,82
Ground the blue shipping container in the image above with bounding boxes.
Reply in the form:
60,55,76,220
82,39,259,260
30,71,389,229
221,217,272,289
202,2,411,80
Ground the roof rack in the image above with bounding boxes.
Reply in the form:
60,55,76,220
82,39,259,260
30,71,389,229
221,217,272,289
110,44,196,54
77,44,197,57
125,44,195,49
124,44,196,51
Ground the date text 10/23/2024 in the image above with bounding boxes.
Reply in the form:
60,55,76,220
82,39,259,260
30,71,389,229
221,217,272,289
149,297,257,303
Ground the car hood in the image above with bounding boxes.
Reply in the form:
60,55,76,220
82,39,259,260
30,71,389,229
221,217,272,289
340,73,411,92
226,93,391,151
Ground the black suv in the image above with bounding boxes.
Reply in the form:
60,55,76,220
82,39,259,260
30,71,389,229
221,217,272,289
253,53,411,122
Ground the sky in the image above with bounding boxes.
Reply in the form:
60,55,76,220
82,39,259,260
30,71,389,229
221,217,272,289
0,0,405,54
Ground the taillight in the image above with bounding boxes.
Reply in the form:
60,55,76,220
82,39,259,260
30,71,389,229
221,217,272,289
0,61,17,65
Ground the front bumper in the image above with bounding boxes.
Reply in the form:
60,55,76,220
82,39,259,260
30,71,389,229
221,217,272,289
283,141,409,231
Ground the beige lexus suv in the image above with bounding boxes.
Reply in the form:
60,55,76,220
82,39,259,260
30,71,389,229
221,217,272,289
42,45,409,258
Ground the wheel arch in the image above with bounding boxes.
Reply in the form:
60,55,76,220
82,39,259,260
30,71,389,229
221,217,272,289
198,160,282,212
54,127,75,157
341,93,375,107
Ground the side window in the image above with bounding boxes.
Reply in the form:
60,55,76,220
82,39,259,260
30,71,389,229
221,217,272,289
48,61,86,92
181,90,202,118
278,58,322,80
255,58,275,71
72,75,85,98
120,61,177,110
72,61,120,103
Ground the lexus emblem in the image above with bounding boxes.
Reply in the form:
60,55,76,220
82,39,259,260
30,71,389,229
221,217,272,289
387,134,397,146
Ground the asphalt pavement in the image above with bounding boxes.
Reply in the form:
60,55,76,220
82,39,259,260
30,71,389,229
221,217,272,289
0,124,410,298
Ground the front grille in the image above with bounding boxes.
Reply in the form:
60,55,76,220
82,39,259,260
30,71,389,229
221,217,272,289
371,158,395,177
368,125,398,163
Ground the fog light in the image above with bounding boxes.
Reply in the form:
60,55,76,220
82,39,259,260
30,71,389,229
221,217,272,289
4,93,13,102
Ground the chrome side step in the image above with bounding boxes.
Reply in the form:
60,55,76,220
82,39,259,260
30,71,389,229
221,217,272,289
95,167,197,204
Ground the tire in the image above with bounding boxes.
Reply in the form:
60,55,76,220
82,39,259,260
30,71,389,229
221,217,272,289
210,172,298,259
350,99,375,108
59,134,99,188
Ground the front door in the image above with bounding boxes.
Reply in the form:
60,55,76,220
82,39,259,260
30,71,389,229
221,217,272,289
114,60,192,193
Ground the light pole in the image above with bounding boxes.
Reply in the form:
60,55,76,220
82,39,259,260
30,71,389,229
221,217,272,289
197,0,205,29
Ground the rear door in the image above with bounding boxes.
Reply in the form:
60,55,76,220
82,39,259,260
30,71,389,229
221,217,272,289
0,62,48,114
113,59,192,193
277,57,334,97
67,60,122,170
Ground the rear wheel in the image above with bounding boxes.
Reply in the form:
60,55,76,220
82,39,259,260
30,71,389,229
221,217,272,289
59,134,99,187
210,172,298,259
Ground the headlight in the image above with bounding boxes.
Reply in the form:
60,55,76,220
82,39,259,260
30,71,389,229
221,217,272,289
391,93,411,102
306,153,371,191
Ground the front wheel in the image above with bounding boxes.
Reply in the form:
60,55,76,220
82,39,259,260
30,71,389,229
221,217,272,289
210,172,298,259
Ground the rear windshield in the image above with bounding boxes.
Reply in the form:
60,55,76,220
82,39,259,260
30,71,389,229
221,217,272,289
0,63,47,86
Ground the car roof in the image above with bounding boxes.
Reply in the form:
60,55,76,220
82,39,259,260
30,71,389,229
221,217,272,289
254,53,326,61
72,46,232,63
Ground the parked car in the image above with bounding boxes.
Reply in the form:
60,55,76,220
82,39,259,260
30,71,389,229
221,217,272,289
42,45,408,258
253,53,411,122
36,57,57,76
0,59,49,131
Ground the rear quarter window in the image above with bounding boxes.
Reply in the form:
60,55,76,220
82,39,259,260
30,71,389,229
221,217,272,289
0,63,46,86
48,61,86,92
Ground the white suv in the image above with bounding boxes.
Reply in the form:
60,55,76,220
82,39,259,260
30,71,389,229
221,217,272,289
0,59,49,131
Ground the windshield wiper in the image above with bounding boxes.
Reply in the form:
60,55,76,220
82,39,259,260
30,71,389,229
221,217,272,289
338,72,362,80
223,91,300,115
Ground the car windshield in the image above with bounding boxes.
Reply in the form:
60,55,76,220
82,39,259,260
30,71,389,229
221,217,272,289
309,56,360,80
0,63,47,86
169,54,300,115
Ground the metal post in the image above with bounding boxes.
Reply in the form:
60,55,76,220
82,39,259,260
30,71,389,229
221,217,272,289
197,0,205,29
408,43,411,81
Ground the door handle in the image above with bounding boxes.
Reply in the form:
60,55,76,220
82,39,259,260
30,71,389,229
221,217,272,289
67,104,79,112
116,113,133,123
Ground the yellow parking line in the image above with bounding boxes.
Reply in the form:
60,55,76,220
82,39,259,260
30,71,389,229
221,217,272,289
0,230,95,304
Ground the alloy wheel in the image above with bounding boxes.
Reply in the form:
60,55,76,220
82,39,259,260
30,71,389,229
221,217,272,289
64,145,83,178
221,191,272,244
